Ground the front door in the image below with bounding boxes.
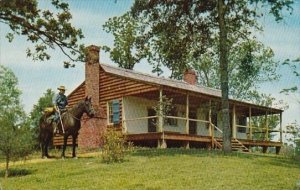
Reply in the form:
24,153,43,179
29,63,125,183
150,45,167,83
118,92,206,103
148,108,157,132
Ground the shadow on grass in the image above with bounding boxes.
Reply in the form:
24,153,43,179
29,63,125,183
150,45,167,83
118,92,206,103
131,148,225,158
0,168,35,178
131,147,298,164
257,155,300,168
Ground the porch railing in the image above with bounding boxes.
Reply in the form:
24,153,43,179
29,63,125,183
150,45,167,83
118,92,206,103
123,115,211,135
122,116,281,142
236,124,281,142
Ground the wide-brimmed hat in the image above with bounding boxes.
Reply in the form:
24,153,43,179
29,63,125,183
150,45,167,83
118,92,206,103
57,86,66,91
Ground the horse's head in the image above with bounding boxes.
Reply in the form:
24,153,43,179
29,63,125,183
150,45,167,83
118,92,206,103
83,96,95,118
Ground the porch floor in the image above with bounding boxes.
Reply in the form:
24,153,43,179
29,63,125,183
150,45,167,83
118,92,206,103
126,131,282,153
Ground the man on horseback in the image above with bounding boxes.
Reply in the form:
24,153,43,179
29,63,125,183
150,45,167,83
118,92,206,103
53,85,68,134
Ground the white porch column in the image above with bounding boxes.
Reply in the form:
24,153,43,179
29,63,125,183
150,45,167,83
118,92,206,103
122,97,127,134
232,104,237,139
249,107,252,140
280,112,283,142
209,100,212,137
157,88,167,148
185,93,190,134
265,111,269,141
185,93,190,149
209,100,214,148
158,88,163,133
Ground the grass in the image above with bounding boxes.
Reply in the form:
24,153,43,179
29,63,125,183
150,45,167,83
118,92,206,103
0,148,299,190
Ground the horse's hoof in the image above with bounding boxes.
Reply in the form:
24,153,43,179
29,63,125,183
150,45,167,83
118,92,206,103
73,157,78,160
42,156,48,159
61,156,65,160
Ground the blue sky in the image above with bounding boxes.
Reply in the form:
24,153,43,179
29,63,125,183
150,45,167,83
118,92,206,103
0,1,299,135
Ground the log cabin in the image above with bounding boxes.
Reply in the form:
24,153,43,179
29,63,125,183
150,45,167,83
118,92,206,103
53,45,283,154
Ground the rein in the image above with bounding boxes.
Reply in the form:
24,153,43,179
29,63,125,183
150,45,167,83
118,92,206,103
65,101,85,121
68,112,81,121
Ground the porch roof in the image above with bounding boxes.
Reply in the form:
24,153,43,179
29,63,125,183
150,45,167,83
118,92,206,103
100,64,283,114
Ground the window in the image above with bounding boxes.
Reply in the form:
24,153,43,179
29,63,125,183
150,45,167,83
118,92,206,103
107,100,120,125
108,102,113,124
238,116,247,133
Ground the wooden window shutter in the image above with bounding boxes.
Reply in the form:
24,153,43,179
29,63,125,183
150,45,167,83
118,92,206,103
112,100,120,125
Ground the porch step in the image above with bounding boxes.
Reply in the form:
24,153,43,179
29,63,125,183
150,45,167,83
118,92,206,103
214,138,249,152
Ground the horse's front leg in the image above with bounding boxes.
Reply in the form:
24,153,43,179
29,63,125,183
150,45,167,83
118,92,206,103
72,133,78,158
41,141,45,158
45,133,52,158
41,134,50,159
61,134,68,159
44,140,49,158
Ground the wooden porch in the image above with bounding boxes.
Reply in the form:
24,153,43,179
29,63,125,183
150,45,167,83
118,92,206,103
126,131,282,153
121,87,284,154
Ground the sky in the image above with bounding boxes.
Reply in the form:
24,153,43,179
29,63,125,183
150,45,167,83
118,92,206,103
0,1,299,138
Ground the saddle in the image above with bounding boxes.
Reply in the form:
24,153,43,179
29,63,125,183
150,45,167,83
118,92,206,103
43,107,55,116
44,107,67,126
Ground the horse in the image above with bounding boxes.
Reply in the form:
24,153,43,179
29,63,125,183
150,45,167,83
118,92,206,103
39,96,95,159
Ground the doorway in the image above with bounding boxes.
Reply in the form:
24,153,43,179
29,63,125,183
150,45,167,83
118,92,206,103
189,111,197,135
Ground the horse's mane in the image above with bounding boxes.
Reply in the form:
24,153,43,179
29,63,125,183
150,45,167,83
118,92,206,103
67,100,86,117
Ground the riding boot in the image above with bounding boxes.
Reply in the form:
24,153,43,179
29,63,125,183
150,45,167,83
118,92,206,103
53,121,59,134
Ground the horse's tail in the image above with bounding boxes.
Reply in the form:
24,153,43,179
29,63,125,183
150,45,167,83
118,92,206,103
38,115,44,144
38,114,48,143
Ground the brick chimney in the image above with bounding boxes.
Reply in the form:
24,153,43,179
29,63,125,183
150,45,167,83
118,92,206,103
78,45,106,149
183,69,197,85
85,45,100,106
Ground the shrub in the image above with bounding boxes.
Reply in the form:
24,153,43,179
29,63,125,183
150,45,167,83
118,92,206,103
280,144,295,158
101,128,133,163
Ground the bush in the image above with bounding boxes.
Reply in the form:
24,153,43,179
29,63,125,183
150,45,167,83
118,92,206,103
101,128,133,163
280,144,296,158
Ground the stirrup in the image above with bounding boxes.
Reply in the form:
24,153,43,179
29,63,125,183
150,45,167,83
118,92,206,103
54,129,60,134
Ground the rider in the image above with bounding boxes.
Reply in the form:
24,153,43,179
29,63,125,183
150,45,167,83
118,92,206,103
53,85,68,134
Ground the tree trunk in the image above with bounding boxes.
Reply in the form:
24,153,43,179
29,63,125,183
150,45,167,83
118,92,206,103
218,0,232,153
5,155,9,178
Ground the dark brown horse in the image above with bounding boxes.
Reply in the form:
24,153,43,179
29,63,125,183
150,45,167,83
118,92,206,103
39,97,95,159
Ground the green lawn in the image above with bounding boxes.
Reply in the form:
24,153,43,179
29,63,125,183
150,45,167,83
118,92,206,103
0,149,299,190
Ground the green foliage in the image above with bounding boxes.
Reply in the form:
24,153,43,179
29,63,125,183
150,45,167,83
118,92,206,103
0,0,85,64
152,95,174,126
0,65,35,178
295,140,300,157
280,144,295,158
286,122,300,143
101,128,132,163
104,0,293,153
102,12,148,70
281,57,300,95
193,39,280,101
29,89,55,146
247,93,287,140
104,0,293,80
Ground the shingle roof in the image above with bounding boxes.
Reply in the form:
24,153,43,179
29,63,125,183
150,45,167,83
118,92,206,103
100,63,221,97
100,63,283,114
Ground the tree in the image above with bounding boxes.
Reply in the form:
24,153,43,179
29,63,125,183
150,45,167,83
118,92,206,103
285,122,300,157
0,0,85,66
0,65,34,178
249,92,287,141
193,38,279,101
29,89,55,147
102,12,149,70
104,0,293,153
281,57,300,96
